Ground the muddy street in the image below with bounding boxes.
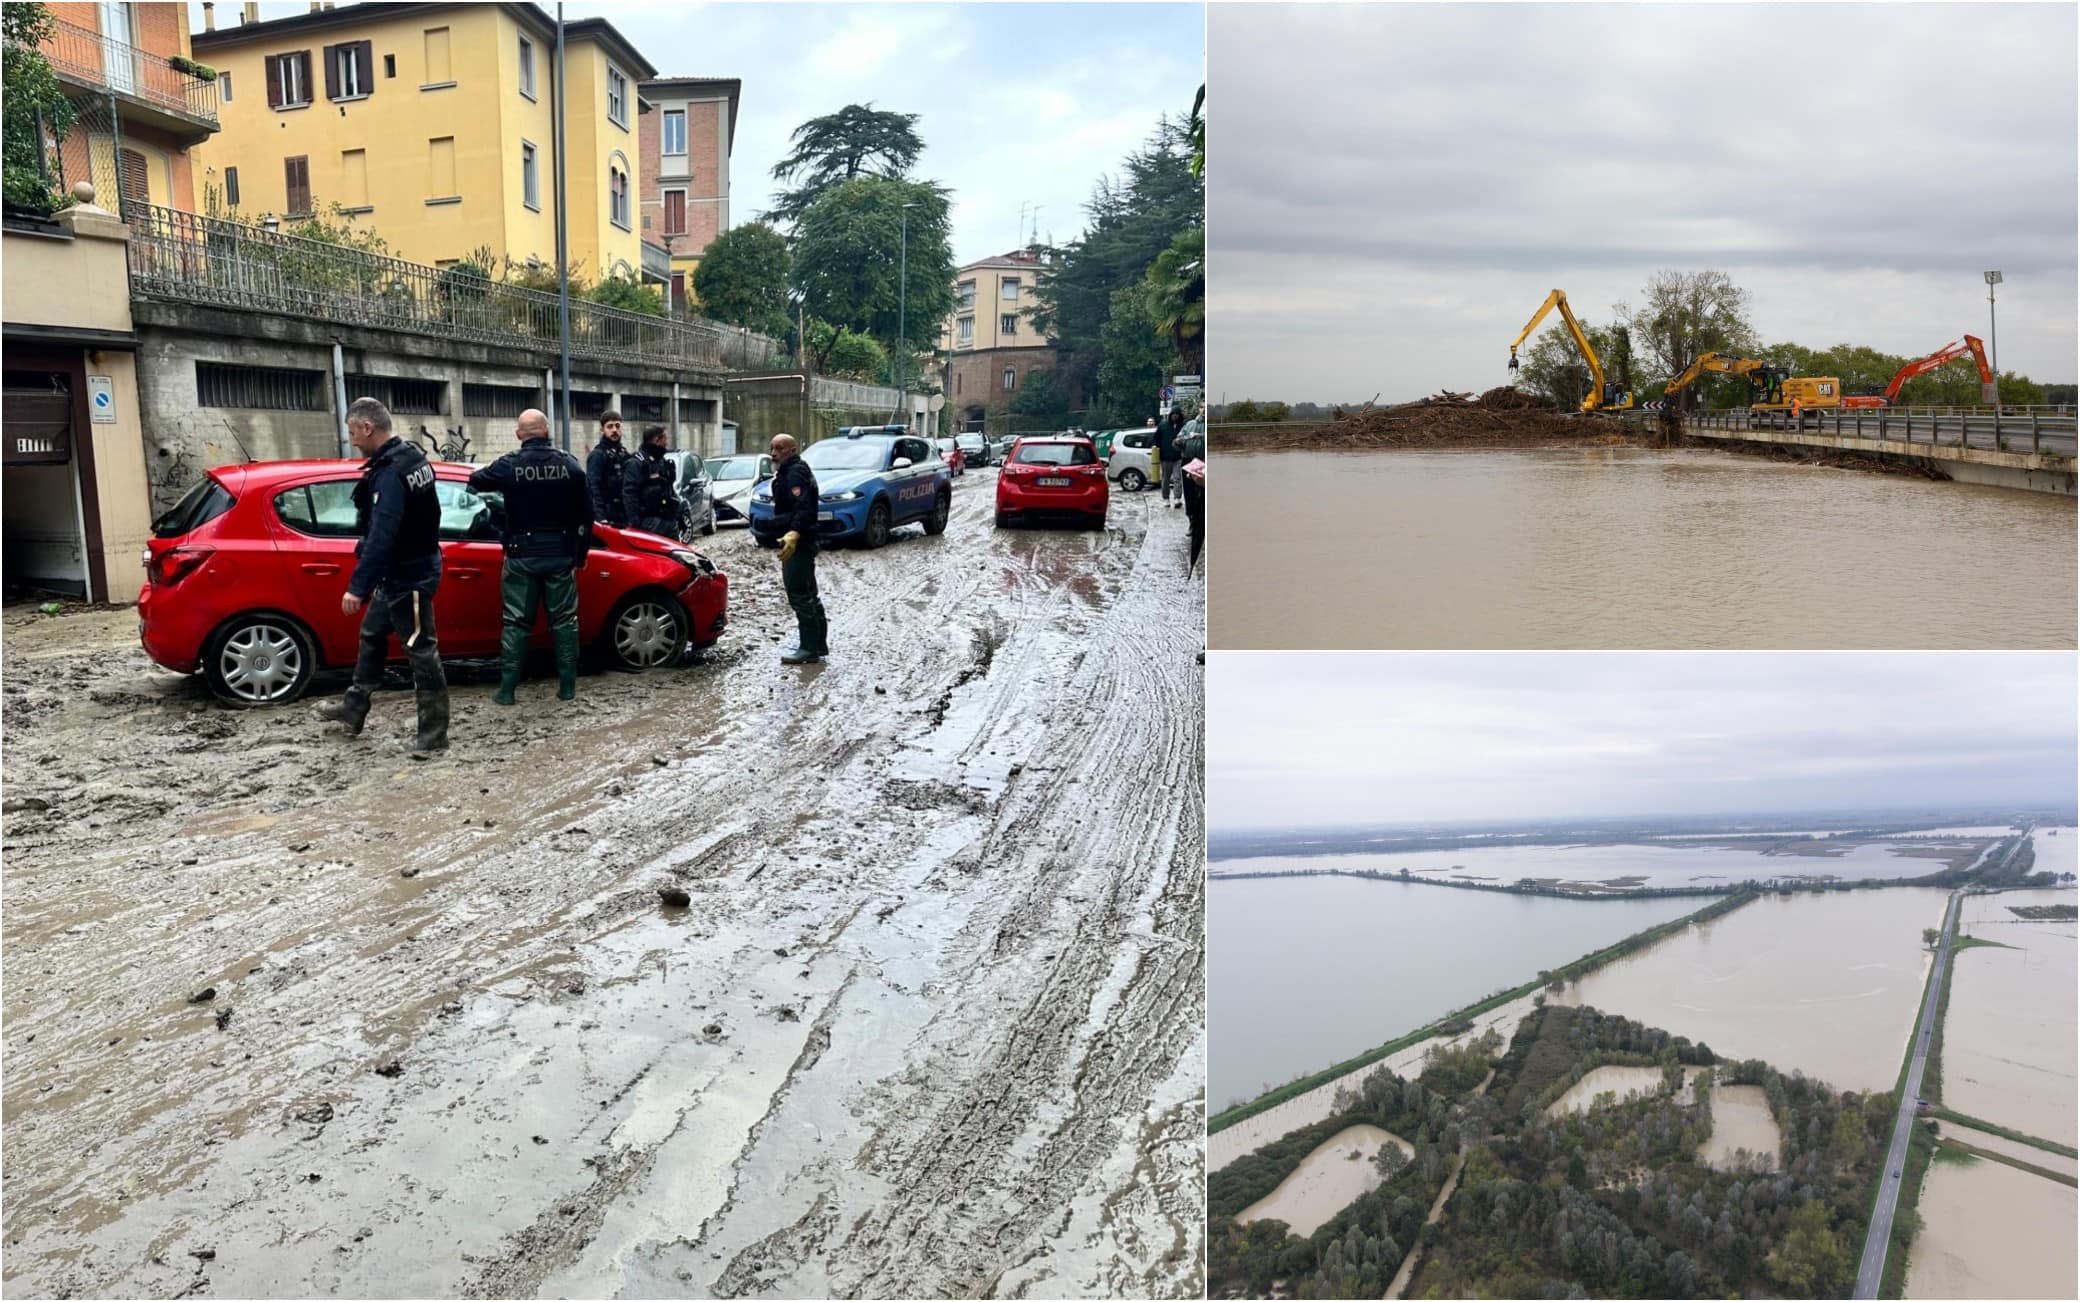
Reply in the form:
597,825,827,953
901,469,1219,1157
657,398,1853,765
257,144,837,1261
1,476,1207,1299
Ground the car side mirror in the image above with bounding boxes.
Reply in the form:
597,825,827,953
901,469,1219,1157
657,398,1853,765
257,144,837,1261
892,457,913,469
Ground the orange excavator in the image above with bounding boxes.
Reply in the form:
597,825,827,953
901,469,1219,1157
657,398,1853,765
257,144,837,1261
1841,336,1993,409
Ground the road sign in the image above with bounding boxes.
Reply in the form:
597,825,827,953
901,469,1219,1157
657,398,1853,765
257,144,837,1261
88,375,116,424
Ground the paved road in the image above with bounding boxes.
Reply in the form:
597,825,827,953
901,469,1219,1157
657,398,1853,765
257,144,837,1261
1688,417,2077,459
1854,888,1961,1297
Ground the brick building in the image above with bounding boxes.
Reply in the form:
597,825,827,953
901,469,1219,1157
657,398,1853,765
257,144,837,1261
637,76,738,315
938,250,1061,433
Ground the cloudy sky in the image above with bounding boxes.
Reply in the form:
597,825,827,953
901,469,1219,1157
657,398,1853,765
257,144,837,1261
1209,3,2077,404
194,3,1203,264
1208,652,2079,829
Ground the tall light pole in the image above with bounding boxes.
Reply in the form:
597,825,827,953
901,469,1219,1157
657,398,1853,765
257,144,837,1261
1983,270,2002,408
553,3,571,449
898,200,916,430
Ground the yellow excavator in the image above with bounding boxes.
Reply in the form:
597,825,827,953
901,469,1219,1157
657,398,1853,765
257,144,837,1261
1507,288,1634,412
1664,352,1787,408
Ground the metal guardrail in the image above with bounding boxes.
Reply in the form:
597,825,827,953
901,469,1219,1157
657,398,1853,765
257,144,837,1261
1665,405,2078,457
124,204,783,374
42,17,218,128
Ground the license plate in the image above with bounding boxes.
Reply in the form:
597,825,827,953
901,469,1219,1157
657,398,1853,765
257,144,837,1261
818,511,835,521
1039,476,1071,487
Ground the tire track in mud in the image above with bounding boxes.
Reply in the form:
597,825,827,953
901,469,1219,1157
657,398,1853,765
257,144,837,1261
2,481,1205,1299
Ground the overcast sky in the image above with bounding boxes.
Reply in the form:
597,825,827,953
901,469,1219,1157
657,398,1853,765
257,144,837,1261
196,3,1203,265
1209,3,2077,404
1208,652,2079,830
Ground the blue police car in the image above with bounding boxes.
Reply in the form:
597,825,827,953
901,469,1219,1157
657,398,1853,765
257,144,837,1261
748,426,953,549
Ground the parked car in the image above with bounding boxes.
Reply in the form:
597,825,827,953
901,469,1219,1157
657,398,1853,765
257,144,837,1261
995,435,1108,529
955,431,991,467
139,460,728,705
1104,428,1158,492
748,428,952,548
991,436,1015,464
705,451,773,525
663,449,716,537
934,437,966,476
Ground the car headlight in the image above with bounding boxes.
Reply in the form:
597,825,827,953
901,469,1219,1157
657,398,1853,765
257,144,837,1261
822,490,862,503
669,548,716,575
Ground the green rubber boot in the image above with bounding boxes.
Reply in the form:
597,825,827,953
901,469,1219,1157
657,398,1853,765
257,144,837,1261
494,624,527,706
554,626,580,701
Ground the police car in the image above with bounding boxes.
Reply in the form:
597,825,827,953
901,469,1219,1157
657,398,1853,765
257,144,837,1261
748,426,953,549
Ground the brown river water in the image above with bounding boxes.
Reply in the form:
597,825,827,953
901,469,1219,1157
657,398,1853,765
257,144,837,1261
1210,448,2077,649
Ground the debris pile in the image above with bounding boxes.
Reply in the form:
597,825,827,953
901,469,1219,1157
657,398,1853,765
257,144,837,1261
1228,387,1632,450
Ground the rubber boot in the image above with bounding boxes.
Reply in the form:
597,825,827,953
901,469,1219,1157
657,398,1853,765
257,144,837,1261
493,625,527,706
319,686,371,736
553,626,580,701
410,686,449,758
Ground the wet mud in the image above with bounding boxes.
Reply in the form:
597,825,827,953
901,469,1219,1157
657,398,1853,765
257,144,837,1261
1,478,1207,1298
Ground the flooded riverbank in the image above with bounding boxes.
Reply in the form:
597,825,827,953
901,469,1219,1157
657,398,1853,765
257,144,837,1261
1552,889,1949,1093
1235,1124,1412,1238
1947,885,2078,1146
1208,448,2077,649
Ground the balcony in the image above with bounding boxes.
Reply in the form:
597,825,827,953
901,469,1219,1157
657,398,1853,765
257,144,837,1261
42,17,219,143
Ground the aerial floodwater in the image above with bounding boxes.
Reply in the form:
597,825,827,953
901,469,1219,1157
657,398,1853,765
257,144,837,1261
1210,448,2077,649
1552,887,1950,1093
1207,873,1693,1112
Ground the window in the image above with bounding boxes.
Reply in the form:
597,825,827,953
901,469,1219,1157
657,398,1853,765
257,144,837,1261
1000,275,1021,302
223,165,240,207
662,109,686,155
340,149,367,208
384,53,396,78
117,148,149,210
1013,441,1097,467
434,481,499,541
896,437,931,466
521,141,539,210
607,65,628,127
219,70,232,102
956,317,974,346
345,374,443,415
1002,368,1017,392
627,395,666,424
518,35,535,99
463,383,536,418
283,155,311,216
609,163,630,230
325,40,372,100
663,189,686,235
196,362,326,410
1000,313,1018,339
428,137,456,200
273,481,362,537
423,27,452,85
669,271,685,309
267,51,312,109
955,279,976,310
954,372,962,396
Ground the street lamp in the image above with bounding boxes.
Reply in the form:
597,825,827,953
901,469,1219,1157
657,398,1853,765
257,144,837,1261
898,200,917,431
1984,270,2002,408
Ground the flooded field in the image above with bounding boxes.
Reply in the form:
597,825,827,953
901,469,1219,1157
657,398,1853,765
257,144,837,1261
1699,1084,1781,1172
1545,1064,1701,1115
1234,1124,1412,1238
2027,824,2077,878
1553,889,1949,1093
0,484,1207,1299
1208,875,1693,1112
1208,448,2078,649
1904,1154,2078,1300
1213,834,1987,891
1947,886,2078,1146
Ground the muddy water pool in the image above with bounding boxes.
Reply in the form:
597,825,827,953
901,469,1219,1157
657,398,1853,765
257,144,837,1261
1209,448,2077,649
1553,889,1949,1093
1234,1123,1412,1238
1699,1084,1781,1172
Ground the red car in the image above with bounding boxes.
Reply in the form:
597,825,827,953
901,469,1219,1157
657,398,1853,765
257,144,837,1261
994,435,1108,529
935,437,966,476
139,459,728,704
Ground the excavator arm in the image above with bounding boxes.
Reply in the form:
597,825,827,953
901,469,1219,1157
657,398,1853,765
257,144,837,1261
1881,335,1992,404
1507,289,1633,412
1665,353,1784,407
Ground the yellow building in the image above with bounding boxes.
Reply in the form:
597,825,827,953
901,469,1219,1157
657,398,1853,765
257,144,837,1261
190,2,654,279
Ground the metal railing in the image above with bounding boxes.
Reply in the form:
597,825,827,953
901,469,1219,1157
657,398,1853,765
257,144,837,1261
42,17,218,127
124,203,783,374
1664,405,2077,458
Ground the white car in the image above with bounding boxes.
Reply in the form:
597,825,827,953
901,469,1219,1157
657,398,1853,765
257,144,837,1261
705,452,773,525
1106,428,1158,492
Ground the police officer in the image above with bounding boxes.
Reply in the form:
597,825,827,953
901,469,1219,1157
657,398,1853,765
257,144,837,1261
468,408,593,704
622,424,684,535
586,409,631,526
319,396,449,757
768,432,828,664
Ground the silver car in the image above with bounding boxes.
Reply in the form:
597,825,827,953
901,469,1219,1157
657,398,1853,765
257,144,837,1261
705,452,774,526
663,450,717,538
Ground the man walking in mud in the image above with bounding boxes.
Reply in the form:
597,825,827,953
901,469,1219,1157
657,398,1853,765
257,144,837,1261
318,396,449,757
586,409,631,526
468,409,593,704
767,433,828,664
